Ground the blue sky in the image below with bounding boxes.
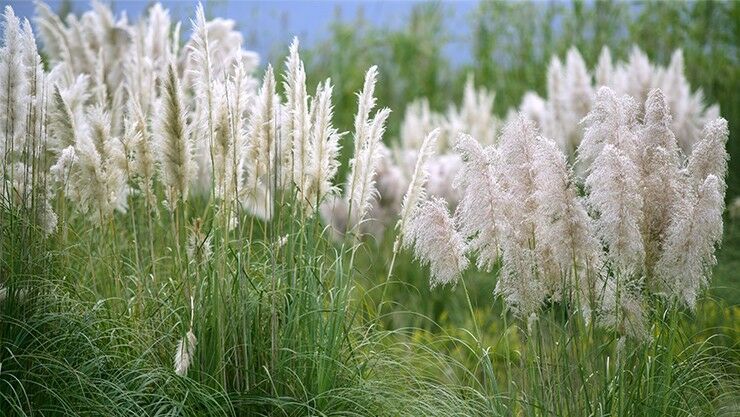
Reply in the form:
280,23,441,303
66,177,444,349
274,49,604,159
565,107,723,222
8,0,478,65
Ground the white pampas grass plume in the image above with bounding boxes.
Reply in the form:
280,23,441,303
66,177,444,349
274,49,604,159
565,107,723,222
283,38,311,190
533,137,602,291
497,115,540,229
686,118,729,192
305,79,341,211
404,197,468,287
452,75,497,145
585,144,644,278
49,85,78,150
154,63,194,206
638,89,682,278
214,62,252,203
348,107,391,229
187,3,218,197
642,89,680,155
453,134,507,271
72,133,114,219
242,65,277,219
245,65,277,182
345,66,380,227
87,105,128,212
143,3,174,80
353,66,379,151
33,2,69,65
494,116,550,315
656,175,724,308
174,329,197,376
212,85,232,197
397,128,440,247
400,98,436,151
50,145,77,186
564,47,592,118
578,86,638,166
0,6,28,154
188,2,215,129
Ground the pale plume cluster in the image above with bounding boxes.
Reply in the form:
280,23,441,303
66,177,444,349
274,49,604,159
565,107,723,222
1,6,56,234
518,46,719,158
344,45,721,248
400,86,728,339
4,2,386,230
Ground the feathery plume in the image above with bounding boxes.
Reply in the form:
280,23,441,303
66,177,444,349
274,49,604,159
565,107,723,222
638,89,682,279
348,107,391,229
154,63,193,206
305,79,341,211
404,197,468,287
656,175,724,308
242,65,277,219
497,115,540,227
87,105,128,212
49,85,79,150
533,137,603,302
284,38,311,191
214,62,252,204
0,6,28,155
345,66,380,227
578,87,638,167
397,128,440,247
493,116,550,316
174,329,197,376
452,134,507,271
72,132,114,219
353,66,378,151
585,144,644,278
686,118,729,192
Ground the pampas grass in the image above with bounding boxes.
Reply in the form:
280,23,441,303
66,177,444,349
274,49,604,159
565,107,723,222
1,3,736,417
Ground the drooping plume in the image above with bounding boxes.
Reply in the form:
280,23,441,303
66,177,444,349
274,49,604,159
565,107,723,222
686,118,729,192
174,329,197,376
404,197,468,287
656,175,724,308
453,134,507,271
